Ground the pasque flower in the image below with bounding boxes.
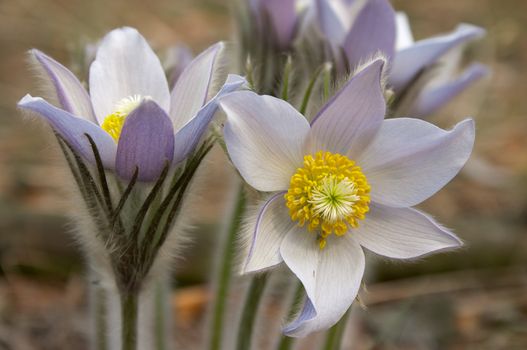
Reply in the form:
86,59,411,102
18,27,243,182
310,0,489,116
219,58,474,337
246,0,488,117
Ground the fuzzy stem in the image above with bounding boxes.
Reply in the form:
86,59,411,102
235,273,269,350
276,280,304,350
322,309,350,350
121,291,139,350
154,280,170,350
208,183,246,350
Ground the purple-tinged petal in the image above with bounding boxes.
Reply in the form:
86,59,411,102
390,24,485,91
358,118,475,208
31,50,97,122
243,192,294,274
315,0,352,45
116,100,174,181
410,63,489,116
172,75,245,165
18,95,116,167
343,0,396,69
260,0,298,48
354,203,462,259
281,233,365,337
169,42,224,131
90,27,170,124
221,91,310,192
308,58,386,158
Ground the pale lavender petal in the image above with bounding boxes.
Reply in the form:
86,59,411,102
116,100,174,181
18,95,116,167
90,27,170,124
343,0,396,69
411,63,489,116
308,59,386,158
315,0,352,45
170,42,223,131
354,203,462,259
221,91,310,192
281,233,365,337
172,75,245,165
243,192,294,273
261,0,298,48
358,118,475,208
31,50,96,122
390,24,485,91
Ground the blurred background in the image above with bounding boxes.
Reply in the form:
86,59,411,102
0,0,526,349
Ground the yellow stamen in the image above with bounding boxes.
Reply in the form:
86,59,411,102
285,151,370,249
101,95,142,142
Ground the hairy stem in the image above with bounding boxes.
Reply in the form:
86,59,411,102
208,183,246,350
235,273,269,350
276,280,304,350
322,309,350,350
121,290,139,350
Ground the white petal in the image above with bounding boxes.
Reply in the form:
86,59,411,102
243,193,297,273
221,91,310,192
169,42,223,131
280,233,365,337
89,27,170,124
395,12,414,50
358,118,475,208
391,24,485,91
354,203,462,259
308,59,386,158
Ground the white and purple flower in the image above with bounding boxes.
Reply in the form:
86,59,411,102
18,27,244,182
219,58,475,336
248,0,488,117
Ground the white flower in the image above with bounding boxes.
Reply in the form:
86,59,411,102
219,58,474,337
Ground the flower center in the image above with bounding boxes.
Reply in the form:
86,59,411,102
101,95,142,142
285,151,370,249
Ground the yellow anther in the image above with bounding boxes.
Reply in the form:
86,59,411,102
285,151,370,249
101,95,142,142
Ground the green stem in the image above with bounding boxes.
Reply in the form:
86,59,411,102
155,280,169,350
276,281,304,350
208,184,246,350
235,273,269,350
94,285,108,350
321,309,350,350
300,64,326,115
121,291,139,350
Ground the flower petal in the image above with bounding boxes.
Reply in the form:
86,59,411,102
89,27,170,124
260,0,298,48
308,59,386,158
243,192,295,273
18,95,116,167
390,24,485,91
31,50,97,122
116,100,174,181
358,118,475,208
354,203,462,259
164,44,193,88
315,0,352,45
411,63,489,116
221,91,310,192
395,12,414,50
343,0,396,68
280,233,365,337
172,75,245,165
169,42,223,131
